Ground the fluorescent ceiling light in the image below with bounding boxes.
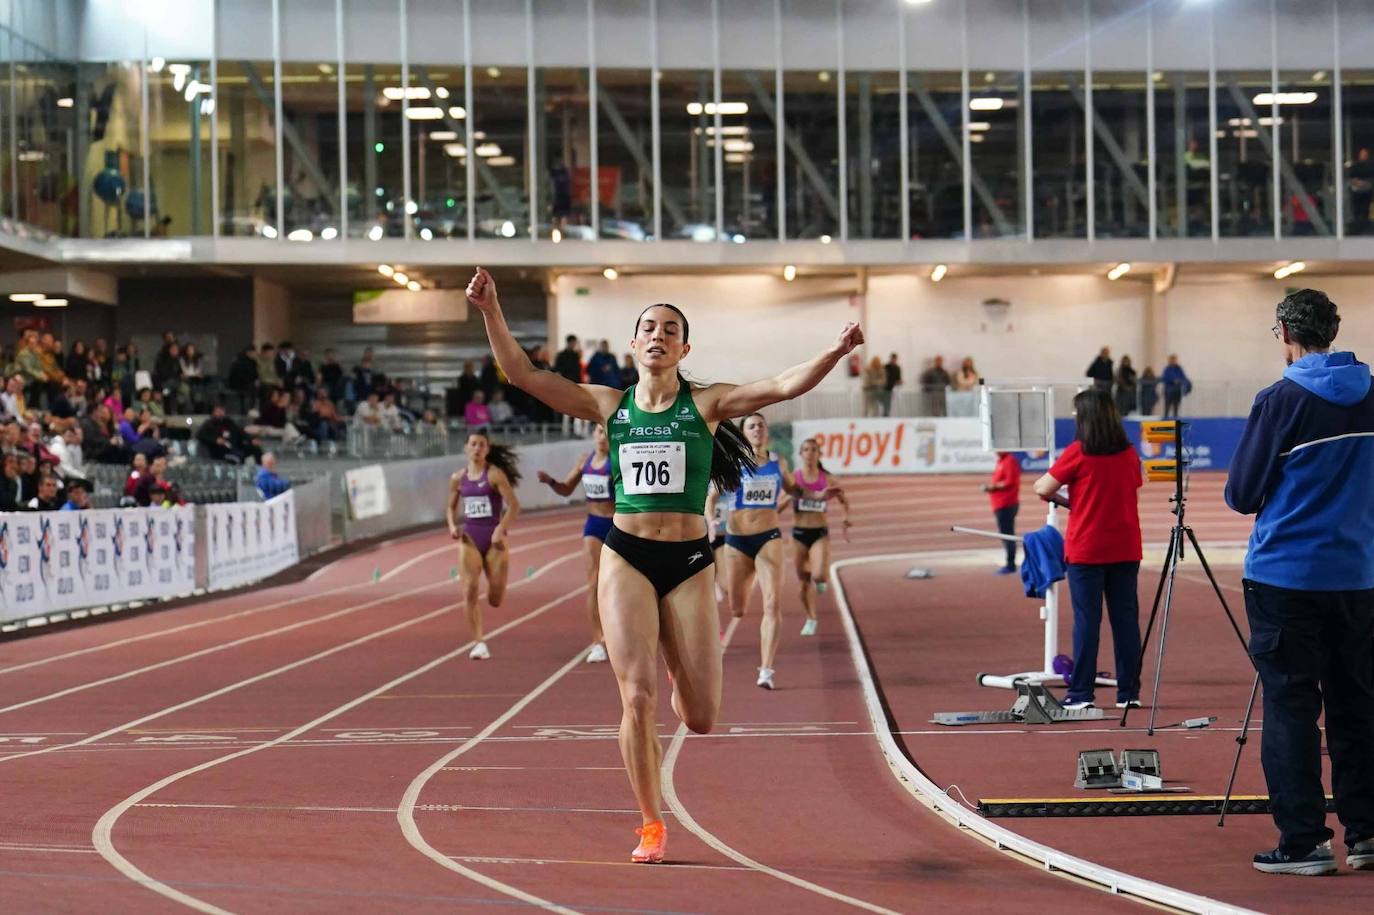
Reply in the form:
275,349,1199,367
488,156,517,167
9,293,44,302
723,139,755,153
377,264,394,277
1107,262,1131,281
393,271,409,285
475,143,503,157
969,97,1004,111
435,86,450,99
695,125,751,137
819,234,832,244
36,298,68,308
419,227,433,240
1274,261,1306,280
320,226,337,240
500,221,517,237
486,67,502,78
261,224,278,239
603,267,619,280
1253,91,1317,106
149,57,166,72
443,143,467,158
383,86,430,100
967,121,992,132
286,228,313,242
367,224,384,240
405,107,444,120
56,97,74,108
405,200,419,215
551,228,562,243
407,280,421,292
724,153,749,164
429,130,458,141
448,106,467,119
200,98,215,116
783,264,797,282
686,101,749,116
930,264,947,282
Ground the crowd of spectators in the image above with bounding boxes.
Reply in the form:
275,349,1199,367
1087,347,1192,417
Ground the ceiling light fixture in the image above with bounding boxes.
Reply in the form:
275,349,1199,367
393,271,409,285
1274,261,1306,280
8,293,44,302
603,267,619,280
35,298,68,308
969,97,1005,111
378,264,395,277
930,264,948,282
783,264,797,282
1252,91,1317,106
1107,262,1131,281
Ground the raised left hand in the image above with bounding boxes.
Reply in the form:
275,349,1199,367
834,322,864,356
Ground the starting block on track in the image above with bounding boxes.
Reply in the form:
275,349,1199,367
1074,748,1167,790
933,682,1107,727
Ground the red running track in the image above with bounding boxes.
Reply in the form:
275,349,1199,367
0,474,1300,913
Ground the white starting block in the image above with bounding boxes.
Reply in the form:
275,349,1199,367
933,681,1106,727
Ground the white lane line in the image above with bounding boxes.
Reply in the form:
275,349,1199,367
91,574,587,915
450,854,752,873
0,533,572,716
1,551,578,766
397,648,590,915
658,618,902,915
829,552,1260,915
0,845,100,855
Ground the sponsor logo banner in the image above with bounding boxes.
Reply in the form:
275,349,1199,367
206,491,299,591
344,464,391,520
0,505,196,625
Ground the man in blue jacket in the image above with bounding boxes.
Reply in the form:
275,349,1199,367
1160,355,1191,417
1226,288,1374,876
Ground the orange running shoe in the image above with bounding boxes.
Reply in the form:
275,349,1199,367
631,820,667,863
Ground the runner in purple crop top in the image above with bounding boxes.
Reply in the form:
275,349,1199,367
447,431,521,660
538,423,615,663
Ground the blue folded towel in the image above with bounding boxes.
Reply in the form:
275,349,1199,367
1020,525,1066,598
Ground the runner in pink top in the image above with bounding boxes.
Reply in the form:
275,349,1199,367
790,437,850,636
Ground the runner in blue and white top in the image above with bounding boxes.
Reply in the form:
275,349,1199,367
706,413,797,690
538,423,615,663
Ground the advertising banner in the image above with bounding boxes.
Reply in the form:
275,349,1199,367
794,417,1247,475
206,491,299,591
344,464,391,520
0,506,196,625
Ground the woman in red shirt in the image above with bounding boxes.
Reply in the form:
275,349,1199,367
982,451,1021,574
1033,389,1143,710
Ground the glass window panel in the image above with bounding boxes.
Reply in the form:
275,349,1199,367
1277,69,1334,238
1031,72,1087,239
408,0,466,241
279,62,342,240
1091,71,1149,238
214,59,279,237
148,58,213,238
596,68,653,242
719,70,778,241
659,68,718,241
1343,70,1374,237
907,71,963,240
343,0,401,239
968,69,1025,239
0,29,11,223
16,53,77,236
79,61,145,239
844,70,901,240
1152,72,1211,238
534,67,591,240
1215,70,1273,237
470,64,528,239
782,68,838,241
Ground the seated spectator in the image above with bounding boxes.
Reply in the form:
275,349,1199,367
26,473,62,512
118,407,158,446
17,451,38,493
124,453,148,503
81,403,129,465
60,478,91,511
21,422,59,466
353,392,383,428
196,404,263,464
254,452,292,500
488,388,514,426
310,387,346,441
68,379,90,418
255,388,303,444
464,389,492,429
49,426,85,480
103,389,125,418
352,347,377,402
133,455,184,507
227,345,260,412
379,392,405,433
136,388,166,423
47,382,78,421
1,373,30,423
64,340,90,384
319,348,345,401
417,408,442,430
0,451,25,511
257,343,282,394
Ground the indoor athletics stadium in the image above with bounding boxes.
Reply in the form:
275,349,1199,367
1,0,1372,912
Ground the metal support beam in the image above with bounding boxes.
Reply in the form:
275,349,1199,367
597,88,688,228
243,62,339,220
742,71,839,221
364,65,377,225
858,73,873,238
910,76,1013,236
1067,78,1150,214
1224,79,1331,236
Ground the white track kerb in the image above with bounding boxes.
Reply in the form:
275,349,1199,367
829,553,1262,915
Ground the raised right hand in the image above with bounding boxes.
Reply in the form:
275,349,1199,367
465,267,499,314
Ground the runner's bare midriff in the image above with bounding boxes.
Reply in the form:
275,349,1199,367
613,511,709,541
728,507,780,536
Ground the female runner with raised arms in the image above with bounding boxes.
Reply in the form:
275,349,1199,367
465,267,862,864
445,430,521,660
791,436,850,636
706,413,792,690
537,423,614,663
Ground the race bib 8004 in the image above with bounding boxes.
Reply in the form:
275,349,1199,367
464,495,493,519
619,442,686,495
583,474,611,500
740,477,779,507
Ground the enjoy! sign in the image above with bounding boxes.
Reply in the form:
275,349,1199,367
792,418,999,475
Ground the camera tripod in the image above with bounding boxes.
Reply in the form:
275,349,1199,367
1121,421,1250,736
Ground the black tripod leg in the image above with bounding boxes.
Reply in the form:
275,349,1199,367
1122,526,1178,729
1184,526,1249,652
1219,670,1262,827
1145,539,1183,736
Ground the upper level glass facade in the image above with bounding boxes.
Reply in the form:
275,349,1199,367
2,0,1373,252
